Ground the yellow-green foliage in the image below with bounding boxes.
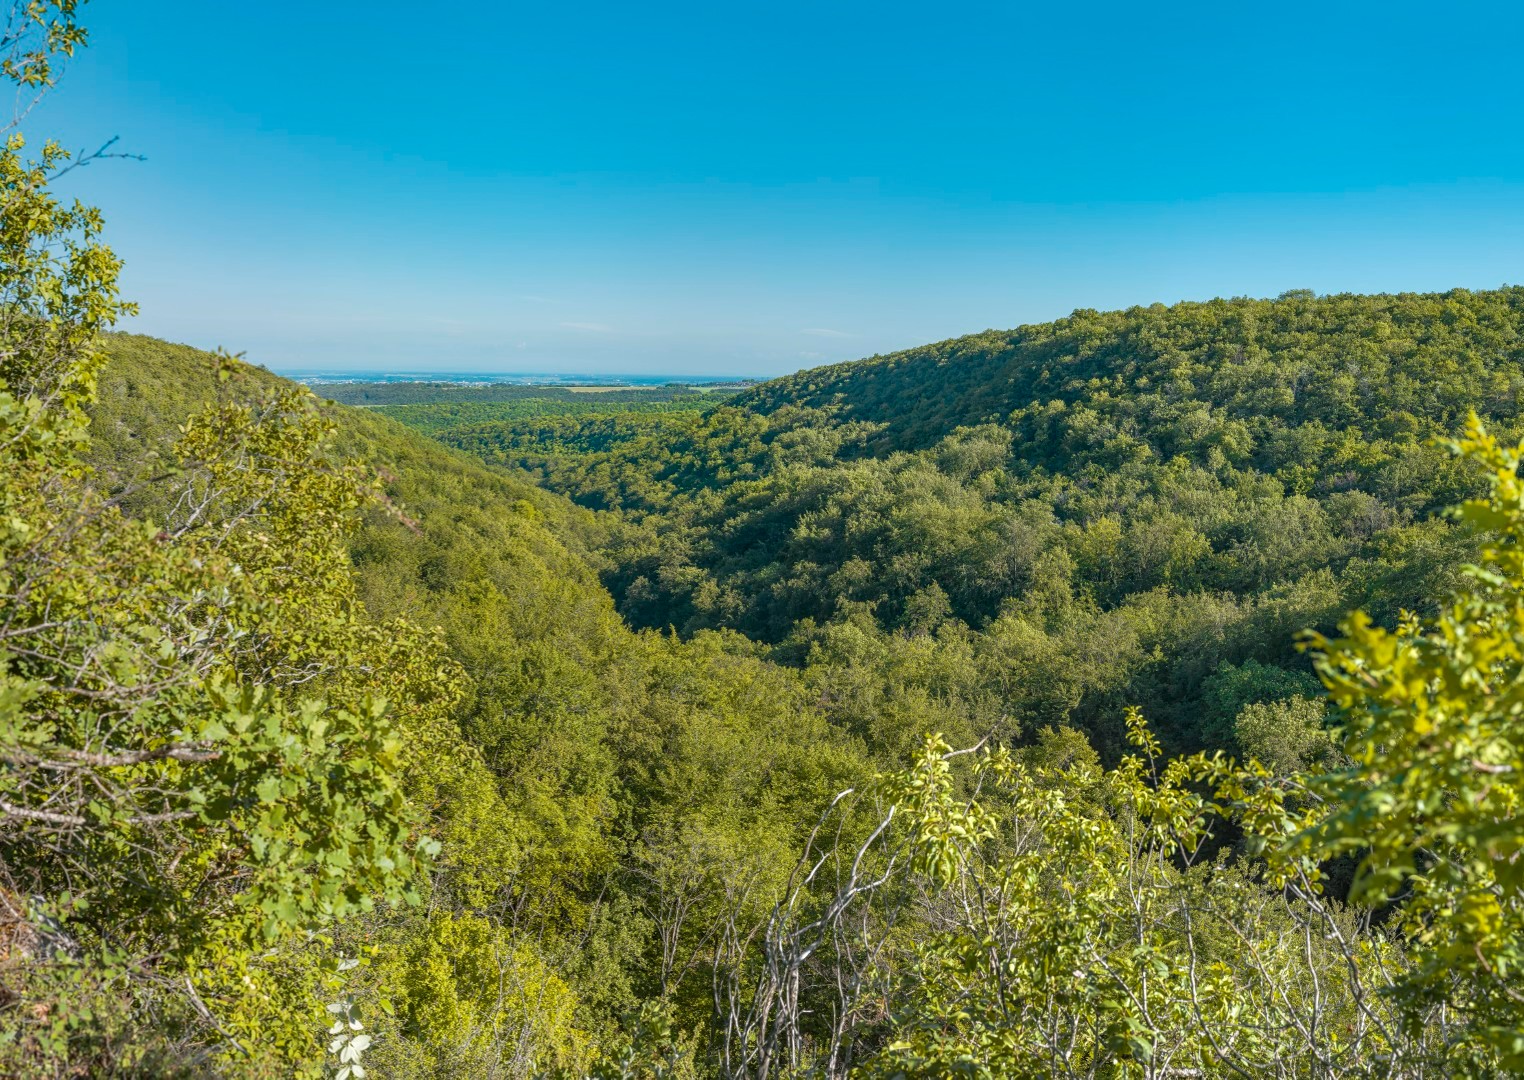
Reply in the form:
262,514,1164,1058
84,333,882,1077
371,912,589,1078
0,18,474,1069
1,351,465,1071
1288,413,1524,1065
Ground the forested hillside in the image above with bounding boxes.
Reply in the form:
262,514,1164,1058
398,289,1524,756
76,334,868,1075
12,7,1524,1075
736,288,1524,455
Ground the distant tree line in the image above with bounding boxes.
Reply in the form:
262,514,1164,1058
309,379,716,409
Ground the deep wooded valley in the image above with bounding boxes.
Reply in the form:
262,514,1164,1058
10,5,1524,1077
13,288,1524,1076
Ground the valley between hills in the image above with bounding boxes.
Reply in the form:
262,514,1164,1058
26,287,1522,1074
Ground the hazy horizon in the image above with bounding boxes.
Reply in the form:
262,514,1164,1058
280,368,760,385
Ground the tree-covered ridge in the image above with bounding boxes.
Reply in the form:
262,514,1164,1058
383,290,1524,758
720,420,1524,1076
736,288,1524,460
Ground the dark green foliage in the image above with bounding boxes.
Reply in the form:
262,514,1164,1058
1198,658,1323,750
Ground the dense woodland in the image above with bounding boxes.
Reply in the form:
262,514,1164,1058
407,289,1524,758
9,6,1524,1078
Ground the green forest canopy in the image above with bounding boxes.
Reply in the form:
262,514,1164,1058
11,10,1524,1072
21,281,1524,1079
395,288,1524,758
66,289,1524,1076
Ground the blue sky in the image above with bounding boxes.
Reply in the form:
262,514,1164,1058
34,0,1524,376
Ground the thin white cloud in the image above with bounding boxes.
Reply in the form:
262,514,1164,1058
801,327,856,338
560,321,613,332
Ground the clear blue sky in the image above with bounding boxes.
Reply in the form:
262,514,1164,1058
34,0,1524,376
